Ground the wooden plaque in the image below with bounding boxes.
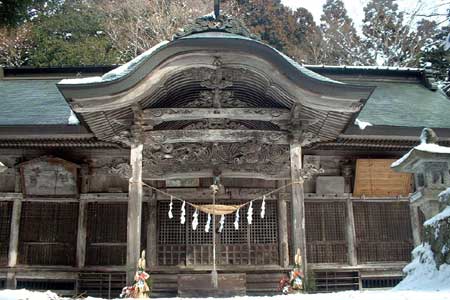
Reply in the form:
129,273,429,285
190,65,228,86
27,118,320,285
20,156,79,197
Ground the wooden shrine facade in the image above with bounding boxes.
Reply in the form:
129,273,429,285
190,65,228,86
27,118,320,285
0,14,444,297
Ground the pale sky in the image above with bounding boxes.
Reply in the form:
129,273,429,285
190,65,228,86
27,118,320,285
281,0,448,31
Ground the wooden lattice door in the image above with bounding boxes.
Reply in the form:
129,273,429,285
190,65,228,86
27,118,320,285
157,200,279,266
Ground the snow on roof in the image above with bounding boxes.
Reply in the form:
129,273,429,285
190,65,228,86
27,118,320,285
391,142,450,168
59,41,169,85
305,64,422,71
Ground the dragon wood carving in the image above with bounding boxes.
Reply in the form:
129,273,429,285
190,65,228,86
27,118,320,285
141,142,290,178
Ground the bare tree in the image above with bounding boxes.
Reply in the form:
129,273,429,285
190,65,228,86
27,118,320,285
96,0,210,62
0,24,31,67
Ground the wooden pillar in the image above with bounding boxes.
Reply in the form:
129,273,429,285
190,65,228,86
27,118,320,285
76,199,87,268
127,143,143,284
410,204,422,247
8,198,21,268
278,180,290,268
346,197,357,266
289,143,307,274
147,190,157,268
7,197,22,289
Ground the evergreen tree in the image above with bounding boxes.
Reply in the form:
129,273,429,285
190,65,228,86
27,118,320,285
320,0,364,65
0,0,48,27
420,25,450,80
27,0,119,66
362,0,412,66
288,7,323,64
235,0,292,52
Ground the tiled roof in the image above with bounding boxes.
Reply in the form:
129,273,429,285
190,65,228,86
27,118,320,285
354,81,450,129
1,68,450,130
0,79,71,125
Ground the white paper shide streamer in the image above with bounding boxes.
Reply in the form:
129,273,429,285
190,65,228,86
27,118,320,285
192,208,199,230
260,195,266,219
180,201,186,224
234,208,240,230
247,201,253,225
219,215,225,233
168,196,174,219
205,213,211,232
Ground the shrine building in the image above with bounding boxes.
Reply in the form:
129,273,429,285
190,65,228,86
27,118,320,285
0,14,450,298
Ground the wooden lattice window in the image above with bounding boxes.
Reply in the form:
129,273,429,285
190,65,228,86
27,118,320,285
19,202,78,265
0,202,12,266
157,201,186,266
305,201,348,263
157,200,279,266
86,202,127,266
353,201,413,262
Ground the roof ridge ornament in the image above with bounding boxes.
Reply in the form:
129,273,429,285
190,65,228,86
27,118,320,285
173,14,259,40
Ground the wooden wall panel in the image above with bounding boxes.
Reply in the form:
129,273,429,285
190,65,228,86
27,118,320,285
86,203,127,266
0,202,12,266
353,159,412,197
353,202,413,262
18,202,78,265
305,202,348,263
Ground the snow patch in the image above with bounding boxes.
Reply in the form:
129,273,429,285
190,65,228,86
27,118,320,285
415,143,450,154
354,118,373,130
67,110,79,125
424,206,450,227
1,289,450,300
395,243,450,291
59,41,169,85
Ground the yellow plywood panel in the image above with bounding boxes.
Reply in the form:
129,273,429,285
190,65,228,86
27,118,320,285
353,159,412,197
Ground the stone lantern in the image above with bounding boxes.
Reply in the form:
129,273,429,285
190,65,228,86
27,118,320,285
391,128,450,244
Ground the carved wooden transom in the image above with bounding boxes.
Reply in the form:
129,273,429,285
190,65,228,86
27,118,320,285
141,142,290,180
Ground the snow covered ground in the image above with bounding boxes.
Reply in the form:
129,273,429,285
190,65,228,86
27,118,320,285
1,289,450,300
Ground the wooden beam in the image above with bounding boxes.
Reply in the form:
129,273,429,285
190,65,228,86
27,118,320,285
289,143,307,275
277,181,290,268
145,130,289,144
8,198,22,268
346,198,357,266
142,108,291,124
127,143,143,284
76,199,87,268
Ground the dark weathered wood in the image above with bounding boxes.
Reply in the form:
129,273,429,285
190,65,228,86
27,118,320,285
177,273,246,297
147,191,157,268
127,143,143,284
289,143,307,274
142,108,291,124
8,198,21,267
277,181,289,268
144,170,289,181
19,157,79,197
146,130,289,144
76,199,87,268
346,198,357,266
80,164,90,194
